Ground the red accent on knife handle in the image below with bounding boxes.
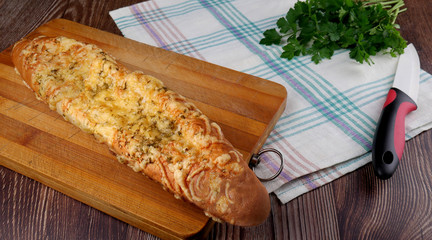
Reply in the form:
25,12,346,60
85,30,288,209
383,88,397,108
372,88,417,180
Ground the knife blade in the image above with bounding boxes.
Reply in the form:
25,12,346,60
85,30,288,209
372,43,420,180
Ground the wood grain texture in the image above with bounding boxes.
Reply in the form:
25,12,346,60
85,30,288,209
0,0,67,51
397,0,432,74
1,0,432,239
333,131,432,240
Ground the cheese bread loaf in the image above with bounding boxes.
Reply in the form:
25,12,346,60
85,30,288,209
12,36,270,226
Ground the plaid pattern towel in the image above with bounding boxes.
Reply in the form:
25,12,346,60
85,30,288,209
110,0,432,203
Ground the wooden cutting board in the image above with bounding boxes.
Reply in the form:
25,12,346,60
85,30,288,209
0,19,287,239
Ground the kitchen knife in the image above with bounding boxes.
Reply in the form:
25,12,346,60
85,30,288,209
372,44,420,180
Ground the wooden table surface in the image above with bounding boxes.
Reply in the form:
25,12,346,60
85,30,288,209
1,0,431,239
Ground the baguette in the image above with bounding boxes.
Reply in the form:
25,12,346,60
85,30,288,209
12,36,270,226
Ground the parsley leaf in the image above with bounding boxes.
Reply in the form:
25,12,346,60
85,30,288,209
260,0,408,64
259,28,282,45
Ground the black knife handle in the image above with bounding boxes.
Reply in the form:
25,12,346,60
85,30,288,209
372,88,417,180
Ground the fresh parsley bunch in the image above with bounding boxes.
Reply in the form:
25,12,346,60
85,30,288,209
260,0,407,64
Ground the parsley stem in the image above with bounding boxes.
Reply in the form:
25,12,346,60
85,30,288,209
362,0,406,24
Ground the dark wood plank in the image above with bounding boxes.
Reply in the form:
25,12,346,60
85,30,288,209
62,0,143,36
333,130,432,240
0,0,67,51
292,185,339,240
398,0,432,74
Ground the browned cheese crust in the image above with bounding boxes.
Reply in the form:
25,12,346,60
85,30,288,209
12,36,270,226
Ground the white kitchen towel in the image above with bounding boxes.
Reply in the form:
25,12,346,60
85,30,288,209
110,0,432,203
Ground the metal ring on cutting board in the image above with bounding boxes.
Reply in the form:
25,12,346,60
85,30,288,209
249,148,284,182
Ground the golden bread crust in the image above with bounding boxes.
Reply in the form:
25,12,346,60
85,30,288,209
12,36,270,226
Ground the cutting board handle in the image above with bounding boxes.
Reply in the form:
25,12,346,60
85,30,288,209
249,148,284,182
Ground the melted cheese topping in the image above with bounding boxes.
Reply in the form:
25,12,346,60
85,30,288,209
18,36,245,207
